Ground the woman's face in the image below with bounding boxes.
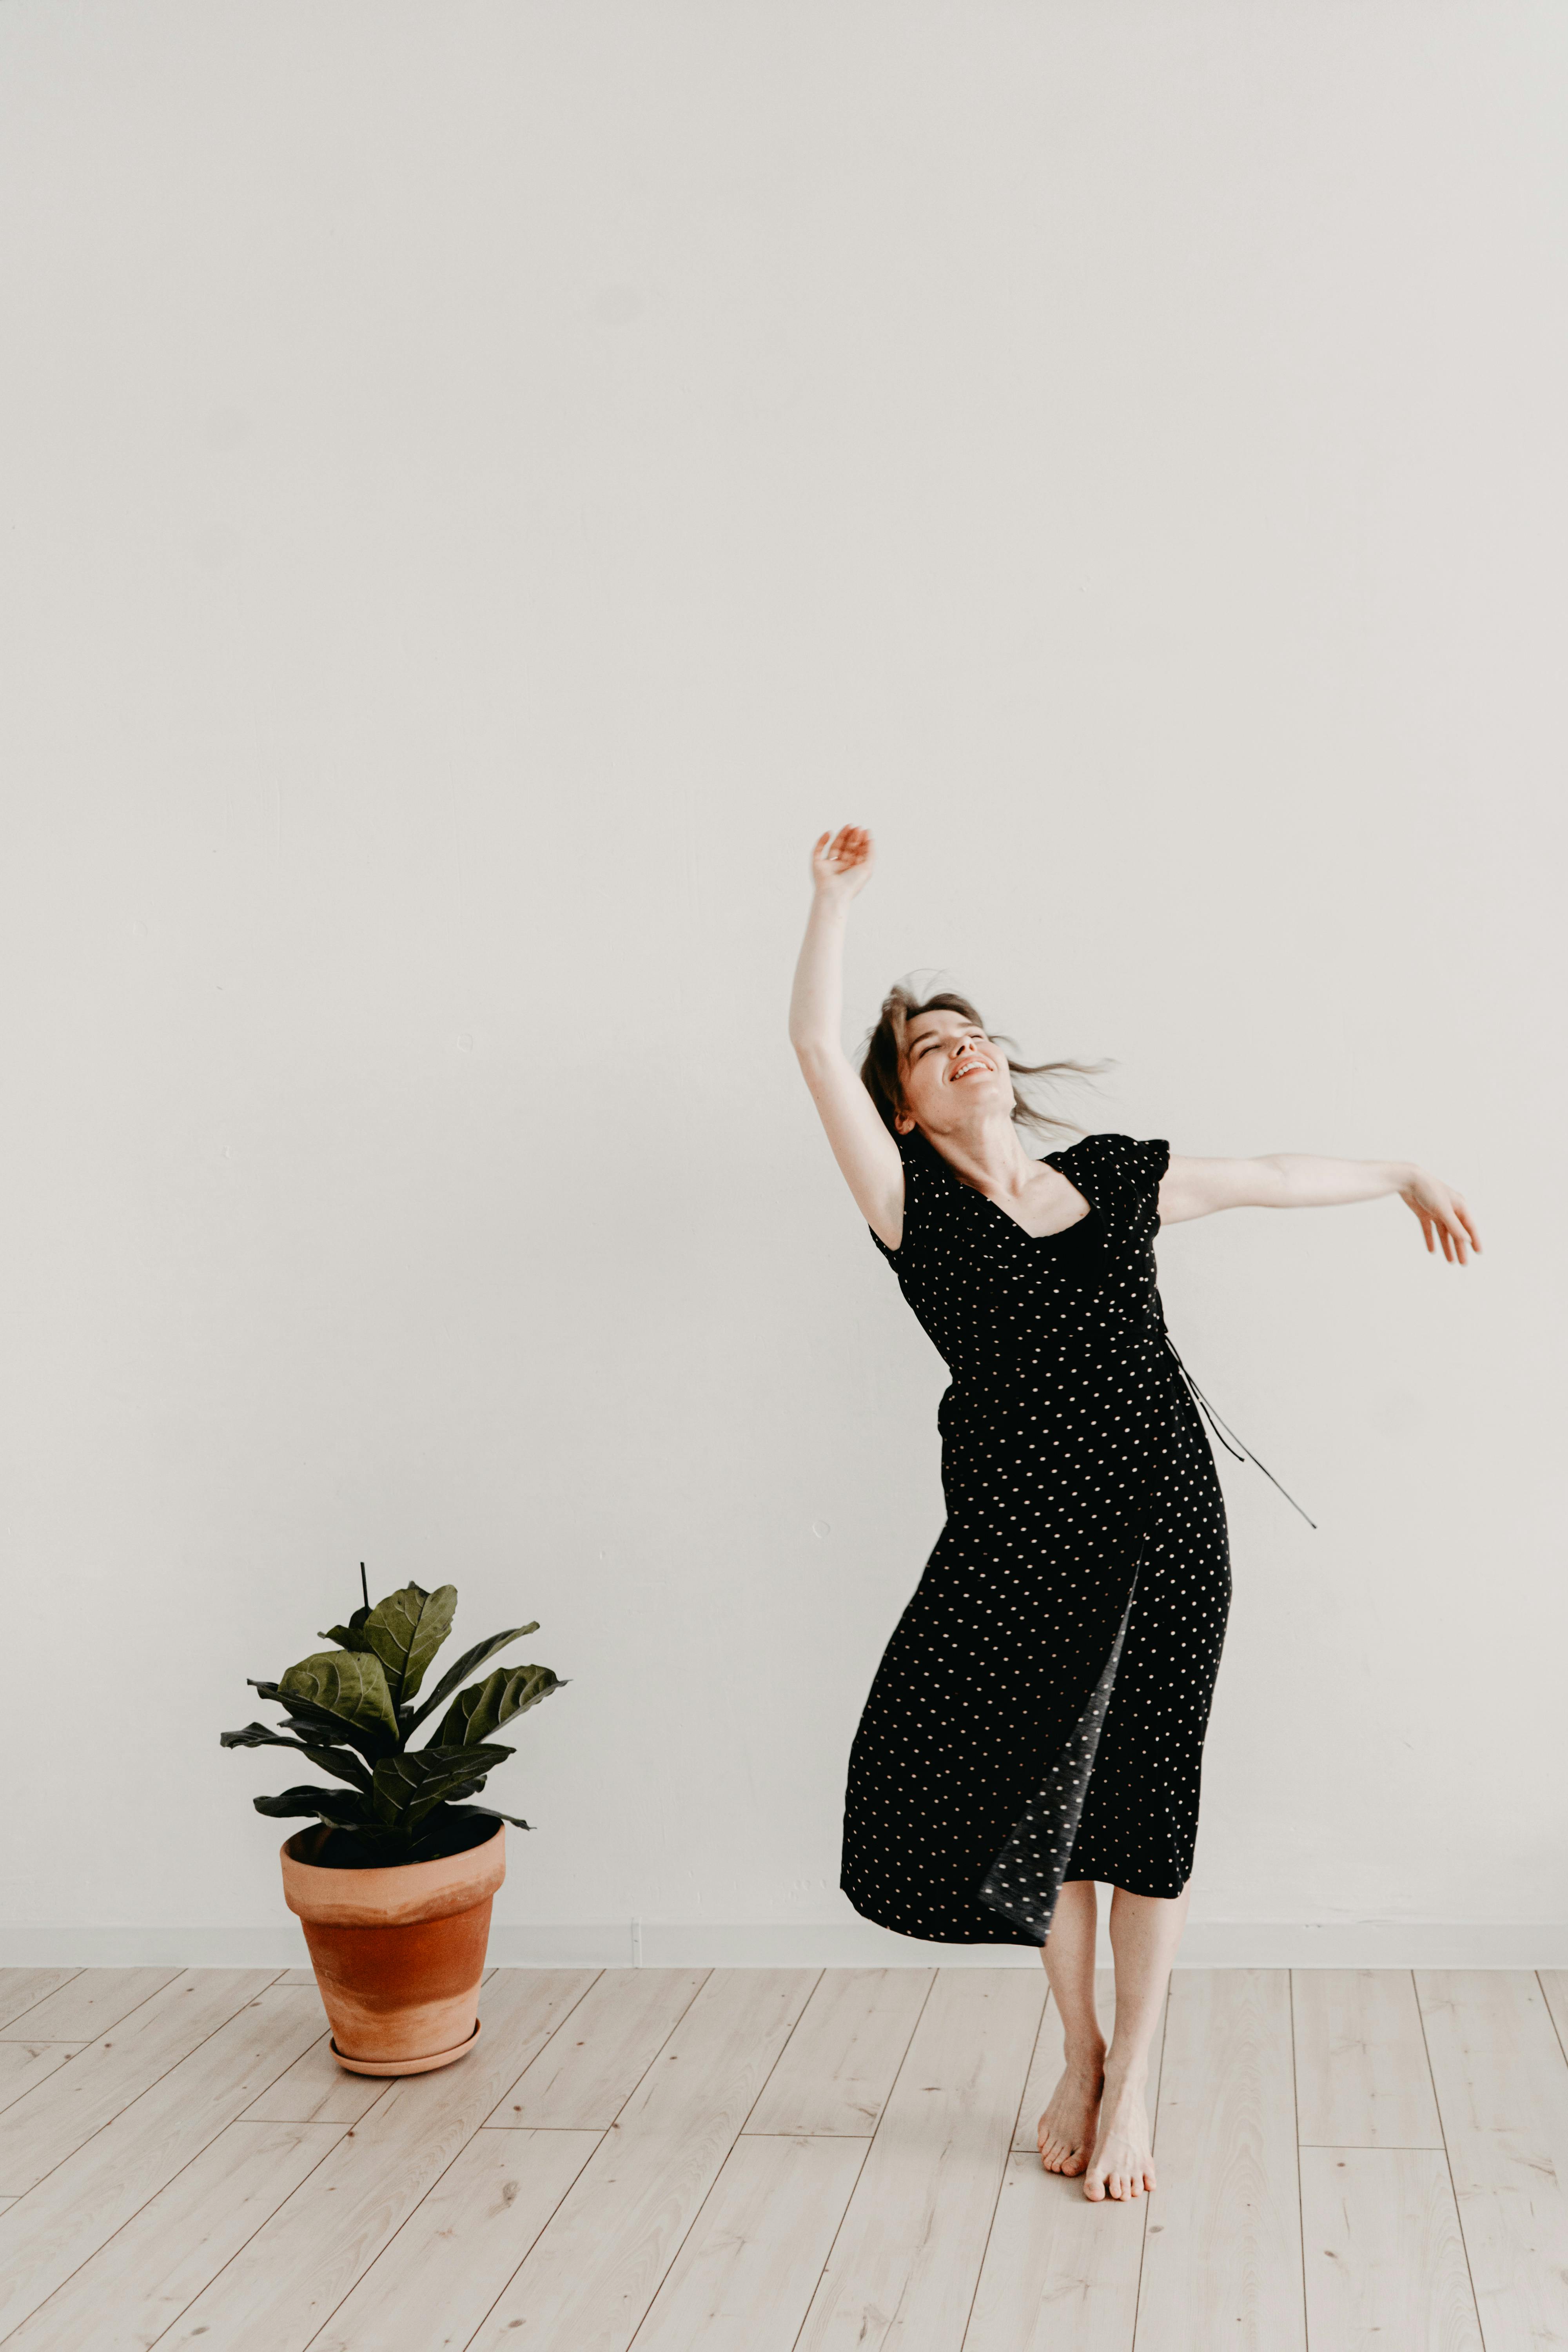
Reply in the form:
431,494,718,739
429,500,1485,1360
895,1011,1013,1135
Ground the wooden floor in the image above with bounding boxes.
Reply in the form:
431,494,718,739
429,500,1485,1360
0,1963,1564,2350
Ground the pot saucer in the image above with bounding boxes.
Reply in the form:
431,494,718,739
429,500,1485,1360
330,2017,483,2077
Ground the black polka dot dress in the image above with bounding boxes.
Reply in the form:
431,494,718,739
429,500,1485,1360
841,1130,1231,1946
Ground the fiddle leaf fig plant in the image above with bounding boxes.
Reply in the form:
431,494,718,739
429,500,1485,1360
223,1578,564,1866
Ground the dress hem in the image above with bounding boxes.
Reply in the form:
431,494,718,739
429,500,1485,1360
839,1884,1047,1949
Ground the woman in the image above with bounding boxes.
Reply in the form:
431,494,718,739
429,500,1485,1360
788,825,1479,2205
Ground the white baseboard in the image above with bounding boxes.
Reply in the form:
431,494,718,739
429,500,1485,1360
0,1924,314,1969
2,1918,1566,1970
490,1918,1568,1969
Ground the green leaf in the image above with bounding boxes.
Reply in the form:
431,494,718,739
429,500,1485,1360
403,1623,540,1735
357,1583,457,1706
253,1784,372,1828
249,1681,397,1764
220,1722,374,1793
318,1602,375,1647
278,1651,399,1744
370,1744,514,1832
445,1801,533,1832
431,1664,561,1748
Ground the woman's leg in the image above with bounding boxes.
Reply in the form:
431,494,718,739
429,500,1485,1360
1036,1877,1105,2174
1082,1881,1190,2201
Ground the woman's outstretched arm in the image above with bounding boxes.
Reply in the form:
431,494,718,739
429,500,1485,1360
1159,1154,1481,1263
789,828,905,1250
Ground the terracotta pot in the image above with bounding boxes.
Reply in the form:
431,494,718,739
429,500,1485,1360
281,1821,506,2074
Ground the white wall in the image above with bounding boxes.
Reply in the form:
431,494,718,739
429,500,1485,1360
3,0,1564,1967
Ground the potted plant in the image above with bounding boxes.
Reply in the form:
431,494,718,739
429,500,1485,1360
223,1573,562,2076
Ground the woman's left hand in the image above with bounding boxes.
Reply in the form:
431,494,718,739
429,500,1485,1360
1399,1171,1482,1264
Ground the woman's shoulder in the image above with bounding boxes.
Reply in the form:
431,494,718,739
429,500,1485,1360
867,1127,955,1262
1056,1132,1170,1200
1070,1130,1170,1169
898,1125,958,1187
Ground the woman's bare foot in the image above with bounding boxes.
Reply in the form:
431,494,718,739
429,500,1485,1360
1037,2051,1105,2176
1082,2069,1155,2201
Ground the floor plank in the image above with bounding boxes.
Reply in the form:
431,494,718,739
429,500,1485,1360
1299,2146,1482,2350
1292,1971,1443,2148
0,1969,279,2197
965,2155,1149,2351
633,2132,869,2352
1013,1969,1168,2154
606,1969,820,2136
0,1985,327,2342
1133,1969,1304,2352
4,1967,181,2043
487,1967,704,2129
6,2118,345,2352
463,1969,821,2352
0,1971,82,2035
152,1969,597,2352
746,1970,933,2138
310,2127,601,2352
1539,1968,1568,2060
244,2033,390,2126
0,2040,84,2118
1417,1969,1568,2349
794,1966,1047,2352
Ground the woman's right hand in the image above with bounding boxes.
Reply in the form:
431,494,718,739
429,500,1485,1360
811,825,876,905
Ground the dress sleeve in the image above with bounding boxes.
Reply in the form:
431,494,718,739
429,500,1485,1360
1124,1136,1169,1243
1131,1136,1171,1202
1060,1132,1169,1248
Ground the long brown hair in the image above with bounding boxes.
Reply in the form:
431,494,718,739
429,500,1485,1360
860,984,1105,1140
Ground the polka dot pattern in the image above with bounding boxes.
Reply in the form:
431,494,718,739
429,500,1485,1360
840,1130,1232,1946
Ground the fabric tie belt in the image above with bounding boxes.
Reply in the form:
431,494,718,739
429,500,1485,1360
1161,1333,1318,1529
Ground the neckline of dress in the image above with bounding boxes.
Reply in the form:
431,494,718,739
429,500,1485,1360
918,1131,1096,1242
989,1149,1098,1242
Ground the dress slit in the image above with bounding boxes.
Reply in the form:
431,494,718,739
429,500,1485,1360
977,1551,1144,1940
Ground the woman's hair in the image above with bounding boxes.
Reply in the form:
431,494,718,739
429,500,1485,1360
860,984,1105,1140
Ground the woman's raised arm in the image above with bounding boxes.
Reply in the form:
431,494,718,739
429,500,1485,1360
1159,1154,1481,1263
789,828,906,1250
